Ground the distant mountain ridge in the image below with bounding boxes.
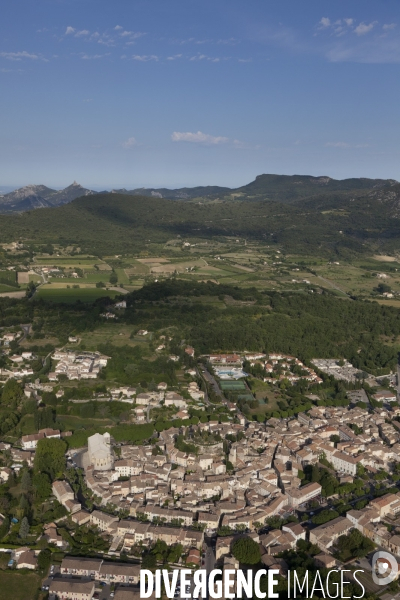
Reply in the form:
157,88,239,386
0,181,95,212
0,174,399,213
113,173,399,202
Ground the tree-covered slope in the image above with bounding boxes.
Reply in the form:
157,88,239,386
0,186,400,257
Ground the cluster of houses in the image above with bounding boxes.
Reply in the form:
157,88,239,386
311,358,376,385
39,395,400,567
260,353,323,385
207,352,323,385
0,340,36,379
49,350,109,381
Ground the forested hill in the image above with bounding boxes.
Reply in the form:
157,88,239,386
0,181,400,257
123,280,400,373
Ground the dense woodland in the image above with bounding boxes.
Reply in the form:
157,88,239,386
0,179,400,257
1,280,400,373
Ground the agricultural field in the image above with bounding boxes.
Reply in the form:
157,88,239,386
0,572,43,600
11,243,400,303
78,322,145,348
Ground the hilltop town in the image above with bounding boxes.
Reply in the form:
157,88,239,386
1,332,400,599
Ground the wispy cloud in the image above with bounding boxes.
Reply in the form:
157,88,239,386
316,17,358,38
171,131,229,145
326,37,400,63
131,54,158,61
122,137,137,148
166,54,182,61
65,26,75,35
318,17,331,29
114,25,123,31
81,53,110,60
0,50,47,61
75,29,90,37
316,17,400,63
217,38,239,45
354,21,377,36
189,53,229,63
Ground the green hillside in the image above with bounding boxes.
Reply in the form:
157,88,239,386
0,178,400,258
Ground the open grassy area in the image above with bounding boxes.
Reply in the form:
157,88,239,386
78,322,143,347
0,571,42,600
57,414,116,429
36,286,119,303
0,284,18,293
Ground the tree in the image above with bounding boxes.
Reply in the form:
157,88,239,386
19,517,30,539
232,536,261,565
38,548,52,573
32,472,52,502
142,553,157,569
109,271,118,285
34,438,67,479
20,469,31,492
376,283,391,294
1,379,23,408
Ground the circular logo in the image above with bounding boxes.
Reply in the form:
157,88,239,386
372,551,398,585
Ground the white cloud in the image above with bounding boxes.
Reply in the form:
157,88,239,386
65,26,75,35
383,23,397,30
0,51,40,61
171,131,229,145
318,17,331,29
81,53,110,60
131,54,158,61
120,30,133,37
114,25,123,31
97,38,115,47
75,30,90,37
317,17,356,37
189,53,228,62
166,54,182,61
354,21,376,36
122,137,137,148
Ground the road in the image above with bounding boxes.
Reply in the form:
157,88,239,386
204,542,216,575
18,323,31,344
316,275,350,298
199,367,225,403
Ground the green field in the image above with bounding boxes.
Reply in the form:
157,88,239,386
35,257,101,266
36,287,119,303
0,572,42,600
0,284,17,293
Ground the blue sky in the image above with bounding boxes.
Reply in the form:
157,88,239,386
1,0,400,189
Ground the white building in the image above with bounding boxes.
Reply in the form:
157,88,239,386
87,432,114,471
